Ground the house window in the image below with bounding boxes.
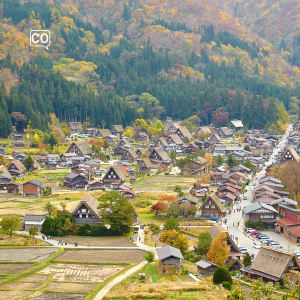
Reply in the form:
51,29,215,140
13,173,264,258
212,205,215,208
205,205,209,208
82,209,86,213
108,175,111,178
113,175,116,178
79,214,82,218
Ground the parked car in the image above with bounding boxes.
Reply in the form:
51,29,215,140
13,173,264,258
243,196,247,200
250,187,254,191
250,231,261,236
272,244,284,249
210,217,218,221
238,247,248,254
256,234,267,239
258,235,269,240
253,242,261,249
269,241,280,246
261,239,273,244
296,251,300,259
246,228,255,233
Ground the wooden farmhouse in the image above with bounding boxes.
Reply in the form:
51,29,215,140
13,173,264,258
195,260,218,277
166,134,184,146
7,182,19,194
64,173,88,189
22,214,46,231
242,246,300,284
71,193,101,225
110,125,124,138
157,246,184,274
95,129,111,139
167,123,181,132
279,147,300,163
199,195,225,219
85,180,106,192
174,126,193,141
8,160,26,178
66,141,93,156
121,148,138,162
68,122,82,134
269,198,297,217
209,133,221,144
196,126,212,136
243,202,278,228
180,158,207,175
138,158,152,174
114,140,133,156
215,127,233,138
102,164,126,189
22,180,43,197
154,137,169,150
148,147,171,168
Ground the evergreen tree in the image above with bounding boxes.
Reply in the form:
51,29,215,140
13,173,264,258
24,155,34,170
227,154,234,168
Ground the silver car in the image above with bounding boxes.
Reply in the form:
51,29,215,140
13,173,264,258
271,243,284,249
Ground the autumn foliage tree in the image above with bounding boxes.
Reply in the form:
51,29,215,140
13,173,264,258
279,161,300,199
207,232,229,266
151,201,166,215
160,229,188,254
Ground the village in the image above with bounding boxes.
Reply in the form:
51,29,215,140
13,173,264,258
0,119,300,299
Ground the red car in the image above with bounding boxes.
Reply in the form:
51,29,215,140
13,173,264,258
251,231,261,235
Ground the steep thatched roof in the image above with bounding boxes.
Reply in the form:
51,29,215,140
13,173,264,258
150,147,170,161
200,194,225,213
68,122,82,130
251,246,300,279
123,148,138,159
156,137,169,147
0,165,10,175
70,193,100,219
168,134,184,145
176,126,193,140
105,164,126,181
10,160,26,172
139,158,152,168
112,125,123,132
72,141,92,155
209,223,227,240
98,129,111,138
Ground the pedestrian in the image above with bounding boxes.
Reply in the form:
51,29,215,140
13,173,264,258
88,243,90,247
233,222,234,227
130,236,132,241
65,241,67,245
155,243,156,247
58,241,60,245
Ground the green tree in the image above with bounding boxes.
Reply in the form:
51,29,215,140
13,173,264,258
163,217,180,231
44,202,54,217
277,102,289,123
227,286,246,300
244,145,250,151
98,191,135,234
183,136,190,144
250,279,275,300
0,216,20,237
242,158,255,172
196,231,212,256
213,266,232,284
199,132,207,142
154,119,163,134
174,185,184,197
170,150,176,161
48,133,57,150
227,154,234,168
29,225,38,243
243,252,251,267
103,139,109,152
217,154,224,166
24,155,34,170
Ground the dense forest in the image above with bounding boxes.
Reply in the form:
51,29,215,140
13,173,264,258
0,0,299,137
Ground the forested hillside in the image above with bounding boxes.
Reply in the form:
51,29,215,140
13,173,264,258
0,0,299,136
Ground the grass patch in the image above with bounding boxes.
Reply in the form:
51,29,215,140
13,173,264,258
153,275,157,283
143,264,158,275
131,277,136,282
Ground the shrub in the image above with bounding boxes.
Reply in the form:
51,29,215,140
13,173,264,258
135,200,152,208
213,266,232,284
144,251,155,263
77,224,91,236
184,250,195,261
148,288,155,293
189,258,195,263
222,281,232,291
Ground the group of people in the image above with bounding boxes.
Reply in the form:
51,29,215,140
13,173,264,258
42,235,53,240
58,240,67,245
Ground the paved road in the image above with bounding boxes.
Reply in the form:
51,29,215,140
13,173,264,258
222,125,300,255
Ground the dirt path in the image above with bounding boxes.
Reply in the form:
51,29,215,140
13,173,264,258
93,261,148,300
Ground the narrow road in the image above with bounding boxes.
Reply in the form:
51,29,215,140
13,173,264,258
222,125,298,255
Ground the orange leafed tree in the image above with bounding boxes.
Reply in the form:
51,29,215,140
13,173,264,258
279,161,300,199
207,232,229,266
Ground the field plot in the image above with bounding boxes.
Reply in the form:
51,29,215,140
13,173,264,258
45,282,97,292
0,290,33,299
39,263,124,282
0,281,43,290
133,175,195,192
57,249,146,263
0,248,58,262
52,236,135,247
0,263,34,274
0,233,48,246
20,275,48,282
30,292,86,299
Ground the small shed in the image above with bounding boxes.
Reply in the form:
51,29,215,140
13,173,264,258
195,260,218,277
7,182,19,194
21,214,46,231
22,180,44,197
157,245,184,274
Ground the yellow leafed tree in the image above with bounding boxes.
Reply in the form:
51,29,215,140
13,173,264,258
207,232,229,266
